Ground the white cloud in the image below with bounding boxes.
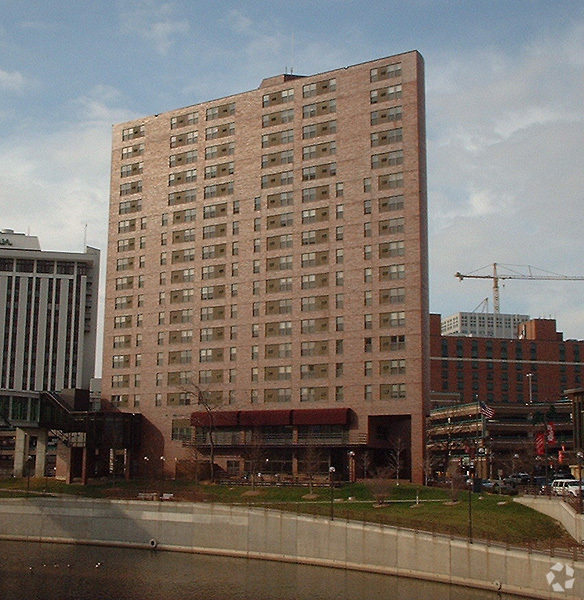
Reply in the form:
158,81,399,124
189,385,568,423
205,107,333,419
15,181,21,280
0,68,27,92
427,19,584,337
0,86,135,253
0,87,135,377
72,85,132,122
226,9,254,34
118,0,189,55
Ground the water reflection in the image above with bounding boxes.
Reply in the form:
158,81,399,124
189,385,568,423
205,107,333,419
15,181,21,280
0,540,519,600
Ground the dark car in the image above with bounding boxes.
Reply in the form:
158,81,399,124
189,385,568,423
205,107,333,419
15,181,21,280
506,472,531,485
483,479,516,495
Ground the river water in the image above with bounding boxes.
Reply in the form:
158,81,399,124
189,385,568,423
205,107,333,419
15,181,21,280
0,540,521,600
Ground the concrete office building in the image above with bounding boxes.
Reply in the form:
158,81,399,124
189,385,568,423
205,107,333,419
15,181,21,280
0,230,99,391
0,229,100,475
441,311,530,339
102,51,429,482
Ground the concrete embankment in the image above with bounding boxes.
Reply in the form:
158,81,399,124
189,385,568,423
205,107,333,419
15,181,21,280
515,495,584,545
0,496,581,599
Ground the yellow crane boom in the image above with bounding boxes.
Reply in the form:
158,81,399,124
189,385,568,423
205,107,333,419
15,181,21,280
455,262,584,314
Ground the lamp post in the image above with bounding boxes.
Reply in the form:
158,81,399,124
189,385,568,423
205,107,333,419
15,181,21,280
512,453,519,477
329,466,336,520
26,455,33,495
348,451,356,483
526,373,533,405
468,476,473,544
577,451,583,515
160,456,165,499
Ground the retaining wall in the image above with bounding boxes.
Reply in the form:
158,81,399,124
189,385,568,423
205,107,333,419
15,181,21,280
515,496,584,544
0,497,582,600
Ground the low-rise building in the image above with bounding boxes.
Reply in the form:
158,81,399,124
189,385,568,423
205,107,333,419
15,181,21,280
428,313,584,478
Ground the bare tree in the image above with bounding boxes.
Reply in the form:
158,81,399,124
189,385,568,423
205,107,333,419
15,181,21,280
497,439,536,480
423,452,443,486
184,438,201,484
370,464,393,504
300,434,325,494
361,449,373,479
242,427,265,490
449,462,465,503
386,436,407,485
182,379,226,484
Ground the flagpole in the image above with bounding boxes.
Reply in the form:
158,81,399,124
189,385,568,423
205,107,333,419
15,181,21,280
478,399,496,480
544,407,549,486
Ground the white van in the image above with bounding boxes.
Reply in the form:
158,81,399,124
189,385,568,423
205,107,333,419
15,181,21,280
550,479,576,495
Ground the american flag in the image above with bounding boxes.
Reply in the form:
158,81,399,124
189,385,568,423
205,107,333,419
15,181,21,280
479,401,495,419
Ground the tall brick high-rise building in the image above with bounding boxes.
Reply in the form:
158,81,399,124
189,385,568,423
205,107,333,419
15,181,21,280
103,51,429,482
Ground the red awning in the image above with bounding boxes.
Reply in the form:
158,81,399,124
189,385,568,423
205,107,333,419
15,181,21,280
191,408,351,427
239,409,292,426
292,408,351,425
190,410,239,427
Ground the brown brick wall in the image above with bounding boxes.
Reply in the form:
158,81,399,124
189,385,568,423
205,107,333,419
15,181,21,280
103,51,429,482
431,314,584,405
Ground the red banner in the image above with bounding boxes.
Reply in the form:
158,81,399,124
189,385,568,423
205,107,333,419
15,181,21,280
546,422,556,444
535,433,545,455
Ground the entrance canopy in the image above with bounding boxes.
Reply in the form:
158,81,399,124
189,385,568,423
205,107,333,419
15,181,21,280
191,408,352,428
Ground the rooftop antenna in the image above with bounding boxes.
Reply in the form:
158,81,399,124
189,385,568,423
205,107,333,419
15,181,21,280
83,223,87,249
291,32,294,75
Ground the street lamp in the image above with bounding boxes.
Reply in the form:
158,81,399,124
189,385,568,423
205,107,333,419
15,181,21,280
160,456,165,498
26,455,33,495
329,466,336,520
468,476,473,544
577,451,583,515
526,373,533,405
512,453,519,477
348,451,356,483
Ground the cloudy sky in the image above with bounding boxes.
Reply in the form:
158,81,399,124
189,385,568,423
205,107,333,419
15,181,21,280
1,1,583,373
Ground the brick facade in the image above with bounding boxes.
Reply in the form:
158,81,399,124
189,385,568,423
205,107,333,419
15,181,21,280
431,313,584,405
103,52,429,482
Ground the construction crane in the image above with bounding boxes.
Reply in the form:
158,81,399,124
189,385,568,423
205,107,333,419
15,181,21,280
455,262,584,314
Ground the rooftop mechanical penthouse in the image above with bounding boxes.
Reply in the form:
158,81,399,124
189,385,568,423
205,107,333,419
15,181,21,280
103,51,429,483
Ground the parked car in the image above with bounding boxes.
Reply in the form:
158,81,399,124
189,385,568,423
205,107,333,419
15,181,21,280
482,479,516,495
566,483,584,497
550,479,578,495
506,472,531,485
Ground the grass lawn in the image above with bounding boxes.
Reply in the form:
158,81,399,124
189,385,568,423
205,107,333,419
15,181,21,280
0,477,574,548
